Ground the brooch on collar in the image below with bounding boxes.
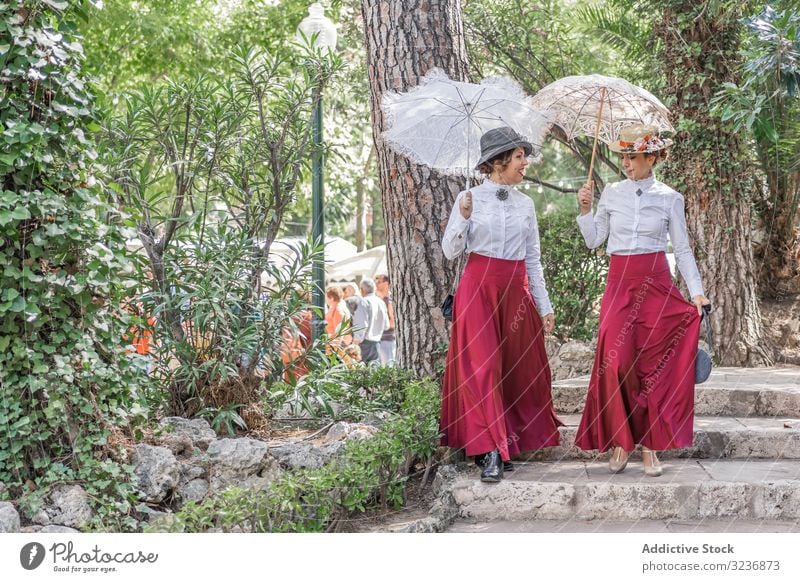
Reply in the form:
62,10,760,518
495,188,509,201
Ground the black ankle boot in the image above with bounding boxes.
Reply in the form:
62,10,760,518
480,450,503,482
476,454,513,472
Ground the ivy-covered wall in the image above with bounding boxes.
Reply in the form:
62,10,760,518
0,0,142,524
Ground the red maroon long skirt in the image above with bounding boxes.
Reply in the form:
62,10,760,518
440,253,562,462
575,252,701,452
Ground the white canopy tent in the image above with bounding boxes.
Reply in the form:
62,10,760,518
326,245,387,282
267,235,357,269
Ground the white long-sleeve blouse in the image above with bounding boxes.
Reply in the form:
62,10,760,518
576,174,705,298
442,178,553,316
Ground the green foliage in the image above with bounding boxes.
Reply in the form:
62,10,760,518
139,226,329,417
198,403,247,437
80,0,220,98
102,43,343,415
0,0,143,523
268,355,348,419
268,361,420,421
150,375,442,533
710,5,800,215
657,0,758,206
80,0,381,248
539,208,607,340
709,2,800,292
573,0,661,85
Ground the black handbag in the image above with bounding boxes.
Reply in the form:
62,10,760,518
441,274,459,322
695,304,713,384
441,293,454,321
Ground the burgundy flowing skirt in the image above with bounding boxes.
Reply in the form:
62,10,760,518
440,253,562,462
575,252,701,452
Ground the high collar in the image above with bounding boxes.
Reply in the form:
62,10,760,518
483,177,519,189
628,174,656,190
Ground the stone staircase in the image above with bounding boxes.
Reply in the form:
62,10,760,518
380,367,800,533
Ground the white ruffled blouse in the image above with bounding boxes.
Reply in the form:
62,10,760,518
576,174,705,298
442,178,553,316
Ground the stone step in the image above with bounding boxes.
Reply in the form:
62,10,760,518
447,518,800,533
552,367,800,416
515,415,800,461
442,459,800,522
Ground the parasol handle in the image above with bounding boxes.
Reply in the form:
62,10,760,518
586,87,606,193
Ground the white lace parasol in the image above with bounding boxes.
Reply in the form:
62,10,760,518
381,69,553,182
531,74,674,144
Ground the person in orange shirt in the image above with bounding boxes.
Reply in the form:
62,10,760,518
123,300,156,375
325,286,351,342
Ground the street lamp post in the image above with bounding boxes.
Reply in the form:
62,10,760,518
297,3,337,341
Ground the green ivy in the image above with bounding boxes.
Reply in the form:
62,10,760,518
0,0,144,526
656,0,759,208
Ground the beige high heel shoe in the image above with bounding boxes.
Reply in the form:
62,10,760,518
608,446,629,473
642,448,663,477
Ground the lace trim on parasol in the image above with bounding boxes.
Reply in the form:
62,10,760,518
381,68,549,173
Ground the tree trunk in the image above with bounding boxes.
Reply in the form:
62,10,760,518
656,2,772,366
368,185,381,247
355,147,375,252
361,0,470,375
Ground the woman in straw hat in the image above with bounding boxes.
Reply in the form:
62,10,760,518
440,126,563,483
574,123,710,476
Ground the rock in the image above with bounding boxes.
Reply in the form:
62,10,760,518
40,525,80,533
549,339,596,381
179,479,209,504
159,417,217,451
361,411,391,427
157,433,195,458
325,422,379,442
544,336,560,358
558,340,595,365
269,441,345,470
207,438,280,492
180,463,206,484
135,502,170,520
452,478,576,521
132,444,181,503
172,451,210,506
33,485,93,528
269,423,379,470
0,501,20,533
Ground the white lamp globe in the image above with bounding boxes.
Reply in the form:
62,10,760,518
297,3,337,50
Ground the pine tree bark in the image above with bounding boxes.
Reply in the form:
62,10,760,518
657,2,772,366
361,0,470,375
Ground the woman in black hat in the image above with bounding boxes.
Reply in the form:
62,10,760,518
440,126,563,483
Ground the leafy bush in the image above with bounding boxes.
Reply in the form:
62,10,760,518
0,1,143,524
538,207,608,340
268,362,420,421
134,224,328,419
103,44,342,416
153,376,442,532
